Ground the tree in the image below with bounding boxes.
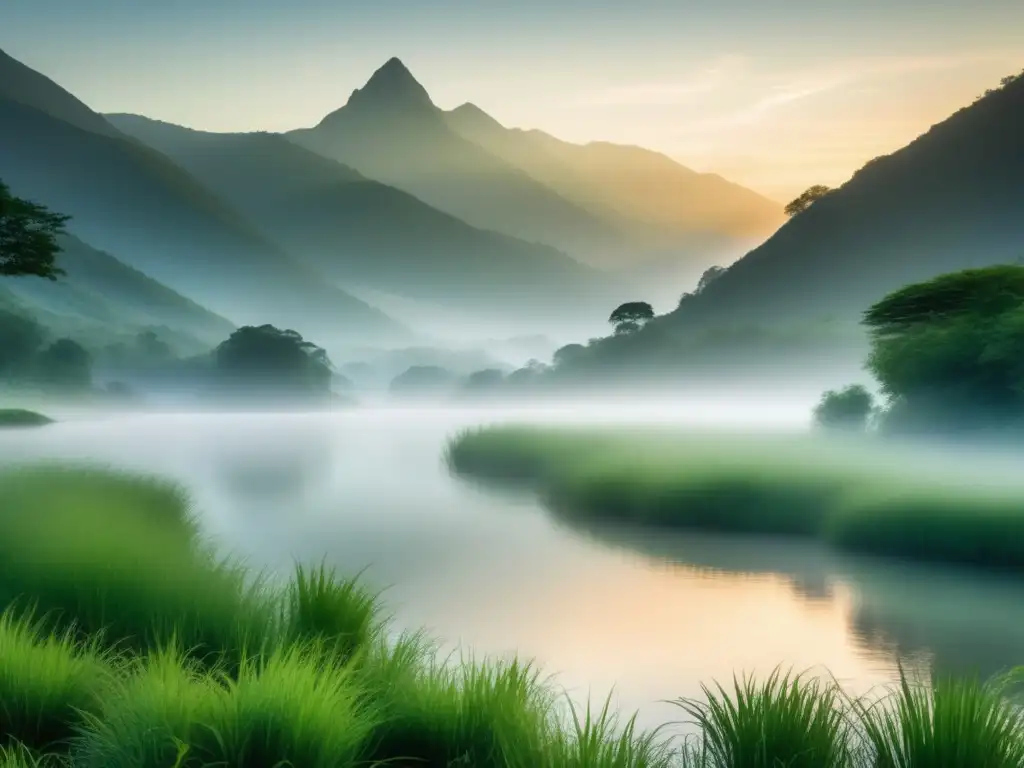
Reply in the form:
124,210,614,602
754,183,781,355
812,385,874,432
33,338,92,391
0,180,69,280
696,266,727,293
0,309,46,378
862,265,1024,434
214,324,333,397
608,302,654,335
784,184,834,217
552,343,587,368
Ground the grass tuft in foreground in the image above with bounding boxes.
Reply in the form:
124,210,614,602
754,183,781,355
673,668,853,768
0,611,112,753
855,666,1024,768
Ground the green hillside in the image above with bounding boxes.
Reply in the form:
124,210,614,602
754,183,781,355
3,235,235,348
0,48,407,347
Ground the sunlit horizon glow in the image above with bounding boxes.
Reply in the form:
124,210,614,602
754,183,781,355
3,0,1022,201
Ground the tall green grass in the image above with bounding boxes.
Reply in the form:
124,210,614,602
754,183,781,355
0,612,111,752
447,426,1024,572
0,466,276,669
0,462,1022,767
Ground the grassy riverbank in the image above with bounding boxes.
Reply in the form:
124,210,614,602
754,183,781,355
1,464,1023,766
445,426,1024,573
0,409,52,428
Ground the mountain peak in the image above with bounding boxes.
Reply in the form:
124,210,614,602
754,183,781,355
346,57,434,112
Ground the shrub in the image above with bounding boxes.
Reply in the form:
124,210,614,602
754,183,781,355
812,385,875,432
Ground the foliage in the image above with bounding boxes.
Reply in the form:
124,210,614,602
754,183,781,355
32,339,93,392
696,266,726,294
863,266,1024,433
0,180,69,281
608,302,654,335
0,310,46,378
784,184,834,217
214,324,333,398
813,385,875,432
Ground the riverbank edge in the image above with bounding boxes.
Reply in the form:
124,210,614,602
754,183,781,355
444,425,1024,575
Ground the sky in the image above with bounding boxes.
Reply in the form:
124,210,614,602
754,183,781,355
3,0,1022,201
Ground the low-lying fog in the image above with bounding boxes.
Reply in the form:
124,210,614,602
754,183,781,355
4,396,1024,734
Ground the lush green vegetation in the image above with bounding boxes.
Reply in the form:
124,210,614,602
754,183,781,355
0,409,52,428
813,385,875,432
446,425,1024,572
2,463,1022,766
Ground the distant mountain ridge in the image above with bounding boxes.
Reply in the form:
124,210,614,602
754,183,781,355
651,68,1024,331
285,57,784,297
0,47,407,347
106,113,614,326
287,58,626,260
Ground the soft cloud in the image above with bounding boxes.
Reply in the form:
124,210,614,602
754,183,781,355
573,55,747,107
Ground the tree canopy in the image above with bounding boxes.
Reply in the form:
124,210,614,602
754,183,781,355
861,265,1024,434
214,324,333,397
784,185,834,217
0,179,69,280
608,302,654,335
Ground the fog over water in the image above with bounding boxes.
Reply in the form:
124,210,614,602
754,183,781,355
3,398,1024,733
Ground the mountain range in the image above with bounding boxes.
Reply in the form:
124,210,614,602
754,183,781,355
649,67,1024,333
104,113,611,323
287,58,783,280
0,47,405,348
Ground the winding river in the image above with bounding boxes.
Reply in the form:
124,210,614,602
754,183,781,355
3,403,1024,732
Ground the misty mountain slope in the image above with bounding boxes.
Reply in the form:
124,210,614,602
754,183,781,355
4,235,235,343
286,58,627,257
0,49,406,345
652,70,1024,331
105,113,612,319
0,47,122,138
445,102,784,244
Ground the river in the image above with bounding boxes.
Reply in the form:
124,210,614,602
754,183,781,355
3,403,1024,733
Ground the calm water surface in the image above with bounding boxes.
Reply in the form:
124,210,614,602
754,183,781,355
3,404,1024,732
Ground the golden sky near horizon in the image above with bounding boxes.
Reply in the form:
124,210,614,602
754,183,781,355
4,0,1022,202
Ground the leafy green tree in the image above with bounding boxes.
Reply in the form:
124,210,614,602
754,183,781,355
608,302,654,335
0,180,69,280
697,265,727,293
812,385,875,432
33,338,92,391
784,184,834,217
0,309,46,378
214,324,332,396
552,343,587,368
863,265,1024,433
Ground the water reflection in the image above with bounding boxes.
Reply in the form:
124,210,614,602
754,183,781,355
555,515,1024,682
